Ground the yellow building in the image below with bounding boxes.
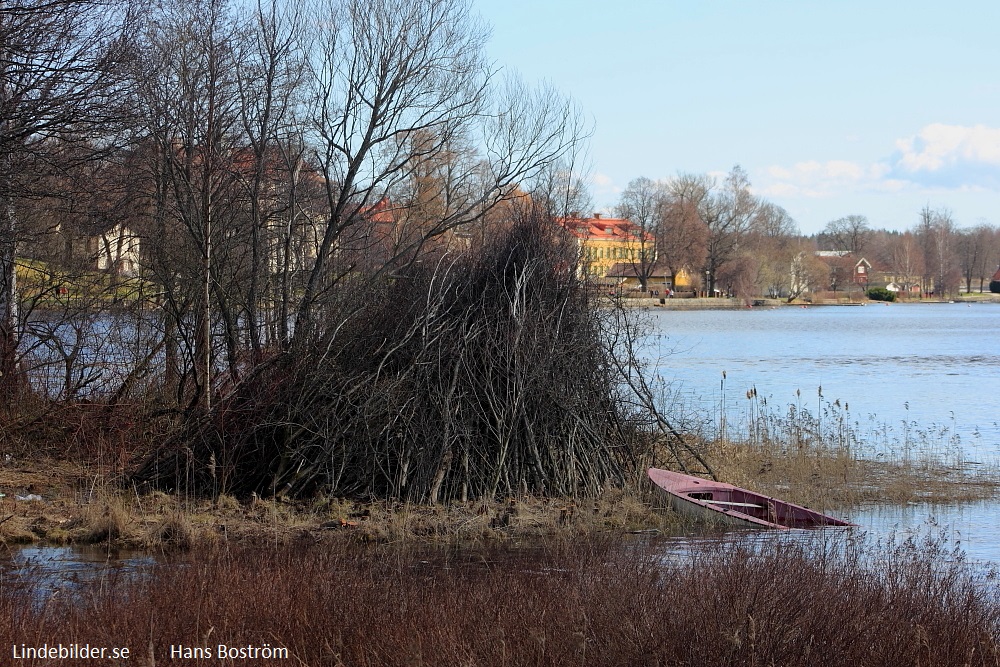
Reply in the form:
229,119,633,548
606,263,696,295
556,213,650,280
556,213,695,293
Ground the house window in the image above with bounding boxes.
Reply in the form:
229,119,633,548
857,266,866,274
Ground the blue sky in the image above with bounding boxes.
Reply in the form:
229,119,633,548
476,1,1000,234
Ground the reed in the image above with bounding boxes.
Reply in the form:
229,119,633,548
698,387,1000,508
2,534,996,667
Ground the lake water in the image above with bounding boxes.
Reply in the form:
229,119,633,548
645,301,1000,564
644,302,1000,462
2,546,155,607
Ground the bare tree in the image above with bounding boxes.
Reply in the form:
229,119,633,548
531,123,593,221
916,206,958,297
787,242,827,302
746,201,799,298
715,254,758,301
533,160,592,221
886,231,924,296
658,177,708,295
916,204,937,296
698,166,758,297
0,0,129,398
822,214,871,255
615,177,662,292
969,222,998,293
132,0,248,410
294,0,583,343
957,226,982,294
233,0,308,354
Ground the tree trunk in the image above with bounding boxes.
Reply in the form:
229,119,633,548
0,193,19,399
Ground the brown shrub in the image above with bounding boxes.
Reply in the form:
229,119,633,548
1,534,996,667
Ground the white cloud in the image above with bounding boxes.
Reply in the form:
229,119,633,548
758,159,893,199
894,123,1000,173
793,160,823,175
590,171,622,207
767,165,792,179
592,172,614,187
760,123,1000,200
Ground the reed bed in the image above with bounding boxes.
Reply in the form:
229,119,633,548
2,534,998,667
679,386,1000,509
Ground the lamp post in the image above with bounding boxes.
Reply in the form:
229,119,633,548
705,269,711,298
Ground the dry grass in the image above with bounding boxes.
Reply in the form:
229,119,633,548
2,439,997,550
707,438,1000,511
675,384,1000,512
2,536,997,667
0,458,684,550
3,384,997,549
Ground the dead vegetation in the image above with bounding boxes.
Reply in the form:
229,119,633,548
2,536,997,667
709,439,1000,512
698,391,1000,510
131,218,645,502
0,458,679,549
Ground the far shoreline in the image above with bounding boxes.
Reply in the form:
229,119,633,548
617,294,1000,310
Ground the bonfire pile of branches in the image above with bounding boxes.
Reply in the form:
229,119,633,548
131,219,643,501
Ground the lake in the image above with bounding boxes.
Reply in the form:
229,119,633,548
644,301,1000,564
644,302,1000,462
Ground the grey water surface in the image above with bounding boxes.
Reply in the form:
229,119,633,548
4,303,998,593
645,301,1000,461
646,301,1000,564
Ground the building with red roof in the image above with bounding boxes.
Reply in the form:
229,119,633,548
555,213,651,281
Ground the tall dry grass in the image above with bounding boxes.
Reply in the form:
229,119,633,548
693,386,1000,509
2,534,997,666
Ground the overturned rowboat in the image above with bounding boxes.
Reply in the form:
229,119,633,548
648,468,854,530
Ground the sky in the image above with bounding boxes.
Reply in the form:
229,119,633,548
476,0,1000,235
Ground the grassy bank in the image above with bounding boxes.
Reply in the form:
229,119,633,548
0,458,677,549
3,438,997,550
3,376,998,549
3,536,997,667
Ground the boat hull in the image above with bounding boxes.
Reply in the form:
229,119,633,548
648,468,854,530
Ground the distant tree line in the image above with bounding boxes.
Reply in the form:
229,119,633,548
611,171,1000,301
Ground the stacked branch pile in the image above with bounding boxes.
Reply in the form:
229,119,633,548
131,220,640,501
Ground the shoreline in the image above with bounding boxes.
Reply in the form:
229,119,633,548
2,444,997,551
617,295,1000,309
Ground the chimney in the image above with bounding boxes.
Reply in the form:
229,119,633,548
593,212,602,219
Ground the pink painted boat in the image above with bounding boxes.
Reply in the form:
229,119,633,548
648,468,854,530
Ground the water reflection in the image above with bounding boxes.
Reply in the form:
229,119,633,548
851,500,1000,564
5,499,1000,601
2,546,155,604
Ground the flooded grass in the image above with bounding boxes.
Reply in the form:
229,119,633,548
2,535,998,667
2,438,997,551
0,462,681,550
2,387,997,552
710,439,1000,509
692,389,1000,510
